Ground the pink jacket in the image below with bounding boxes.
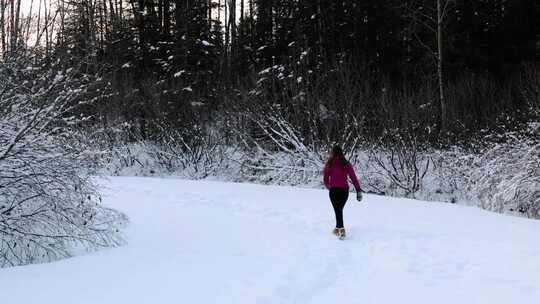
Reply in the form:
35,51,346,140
323,161,361,192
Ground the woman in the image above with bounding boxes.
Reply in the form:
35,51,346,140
323,145,362,239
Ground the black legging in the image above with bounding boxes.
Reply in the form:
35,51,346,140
329,187,349,228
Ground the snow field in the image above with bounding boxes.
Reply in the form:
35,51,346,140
1,177,539,304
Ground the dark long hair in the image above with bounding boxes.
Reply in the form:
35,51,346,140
326,145,349,167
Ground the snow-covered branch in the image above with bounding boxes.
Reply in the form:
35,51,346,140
0,59,126,267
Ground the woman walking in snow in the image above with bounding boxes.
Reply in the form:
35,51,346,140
323,145,362,239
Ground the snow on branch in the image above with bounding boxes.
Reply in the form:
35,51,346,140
0,59,126,267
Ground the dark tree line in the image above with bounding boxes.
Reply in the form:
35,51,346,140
2,0,539,145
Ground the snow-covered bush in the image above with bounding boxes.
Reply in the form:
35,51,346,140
101,142,156,176
97,122,241,179
432,129,540,218
429,148,470,202
145,124,234,178
241,150,323,186
0,60,126,267
461,138,539,218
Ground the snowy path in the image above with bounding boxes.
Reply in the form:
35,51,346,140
2,177,540,304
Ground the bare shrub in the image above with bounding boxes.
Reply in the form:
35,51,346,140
144,122,236,178
231,61,366,185
237,108,326,185
94,120,238,179
366,131,431,197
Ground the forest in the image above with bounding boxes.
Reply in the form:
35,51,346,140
2,0,538,138
0,0,539,266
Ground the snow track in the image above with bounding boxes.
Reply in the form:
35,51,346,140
2,177,539,304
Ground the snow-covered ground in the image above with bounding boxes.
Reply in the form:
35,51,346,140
2,177,540,304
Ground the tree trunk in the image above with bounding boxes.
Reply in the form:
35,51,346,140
437,0,447,132
9,0,14,54
208,0,211,26
240,0,244,20
109,0,116,18
119,0,123,19
100,0,105,51
23,0,33,46
59,0,65,48
228,0,236,45
317,0,324,57
34,0,41,48
163,0,170,35
224,0,229,51
249,0,252,20
43,0,49,57
13,0,20,51
1,0,6,58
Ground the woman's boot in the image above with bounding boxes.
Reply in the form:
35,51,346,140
338,228,346,239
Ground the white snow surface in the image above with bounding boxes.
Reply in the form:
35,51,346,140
2,177,540,304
